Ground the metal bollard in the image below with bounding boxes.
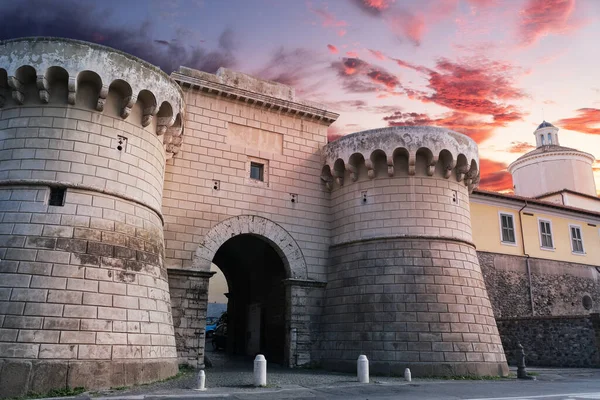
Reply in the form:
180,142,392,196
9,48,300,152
195,369,206,391
404,368,411,382
516,343,536,380
254,354,267,387
357,355,369,383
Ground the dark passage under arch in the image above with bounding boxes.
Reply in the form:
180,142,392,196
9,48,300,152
212,234,287,364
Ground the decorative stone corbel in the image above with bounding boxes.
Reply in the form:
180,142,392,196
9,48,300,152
334,169,344,186
347,164,358,182
142,105,158,127
365,159,375,179
96,85,109,112
320,173,333,191
7,76,24,104
468,173,480,192
37,75,49,103
121,95,137,119
157,115,176,135
67,77,77,105
387,156,394,177
456,164,470,182
443,160,456,179
427,156,439,176
408,153,416,176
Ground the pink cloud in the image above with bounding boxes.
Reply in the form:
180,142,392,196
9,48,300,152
346,51,359,57
369,49,386,60
327,44,339,54
517,0,582,47
308,3,347,27
386,9,426,46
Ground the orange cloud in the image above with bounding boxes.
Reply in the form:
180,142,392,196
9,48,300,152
392,56,527,141
506,141,535,153
383,111,497,144
557,108,600,134
478,158,513,192
327,44,339,54
517,0,581,47
350,0,393,16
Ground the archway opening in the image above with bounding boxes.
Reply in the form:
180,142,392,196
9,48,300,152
209,233,288,365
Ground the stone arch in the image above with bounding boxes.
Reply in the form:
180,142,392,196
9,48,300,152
193,215,309,280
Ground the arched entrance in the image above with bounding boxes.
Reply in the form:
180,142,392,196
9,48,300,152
195,215,309,367
212,234,287,363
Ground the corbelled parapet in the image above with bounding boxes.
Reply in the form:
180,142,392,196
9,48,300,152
0,37,184,158
319,126,508,378
0,38,182,398
321,126,480,192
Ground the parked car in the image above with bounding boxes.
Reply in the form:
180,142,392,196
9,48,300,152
205,317,218,338
212,323,227,351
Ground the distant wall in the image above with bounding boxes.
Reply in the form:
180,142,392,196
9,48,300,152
497,315,600,367
478,251,600,318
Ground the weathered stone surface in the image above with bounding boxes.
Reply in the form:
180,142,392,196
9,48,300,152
30,361,68,394
0,360,31,398
497,315,600,367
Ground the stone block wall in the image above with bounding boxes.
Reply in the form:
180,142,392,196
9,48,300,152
478,251,600,318
162,87,332,281
167,269,212,367
0,186,177,397
0,105,166,213
330,174,473,246
320,238,507,377
497,315,600,367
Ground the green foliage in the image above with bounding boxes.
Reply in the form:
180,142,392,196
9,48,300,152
10,386,86,400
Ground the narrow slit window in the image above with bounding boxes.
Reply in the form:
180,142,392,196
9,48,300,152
49,187,66,206
539,220,553,248
250,162,264,181
570,226,584,253
500,213,515,244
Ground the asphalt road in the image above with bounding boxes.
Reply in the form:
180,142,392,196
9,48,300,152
115,379,600,400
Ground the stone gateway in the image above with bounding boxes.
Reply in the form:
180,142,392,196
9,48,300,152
0,38,509,397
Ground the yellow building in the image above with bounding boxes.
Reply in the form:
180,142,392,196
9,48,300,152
471,190,600,267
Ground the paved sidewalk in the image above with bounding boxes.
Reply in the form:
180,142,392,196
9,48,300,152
43,351,600,400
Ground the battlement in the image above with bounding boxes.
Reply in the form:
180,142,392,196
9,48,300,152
0,37,185,157
321,126,480,192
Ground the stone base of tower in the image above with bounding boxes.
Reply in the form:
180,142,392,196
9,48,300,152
320,237,509,377
0,359,178,398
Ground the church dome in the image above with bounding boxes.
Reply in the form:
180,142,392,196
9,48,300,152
537,120,554,129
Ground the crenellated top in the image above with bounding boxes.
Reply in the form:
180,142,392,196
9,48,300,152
321,126,480,192
0,37,185,158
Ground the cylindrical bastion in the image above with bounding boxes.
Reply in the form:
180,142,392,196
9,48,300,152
0,38,184,397
319,126,508,377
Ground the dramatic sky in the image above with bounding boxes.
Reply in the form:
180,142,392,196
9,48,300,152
1,0,599,193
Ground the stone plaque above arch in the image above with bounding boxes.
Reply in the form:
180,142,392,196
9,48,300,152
193,215,309,280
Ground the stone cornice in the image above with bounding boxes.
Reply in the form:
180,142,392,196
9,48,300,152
508,149,595,173
321,126,480,192
167,268,216,279
283,278,327,288
171,71,339,125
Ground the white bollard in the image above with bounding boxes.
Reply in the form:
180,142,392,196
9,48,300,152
254,354,267,387
195,369,206,391
404,368,411,382
357,355,369,383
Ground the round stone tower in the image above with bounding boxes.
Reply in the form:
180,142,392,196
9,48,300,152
0,38,184,397
319,127,508,377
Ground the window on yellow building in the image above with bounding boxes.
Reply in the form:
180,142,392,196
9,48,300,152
570,225,584,254
499,213,516,244
539,220,554,249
